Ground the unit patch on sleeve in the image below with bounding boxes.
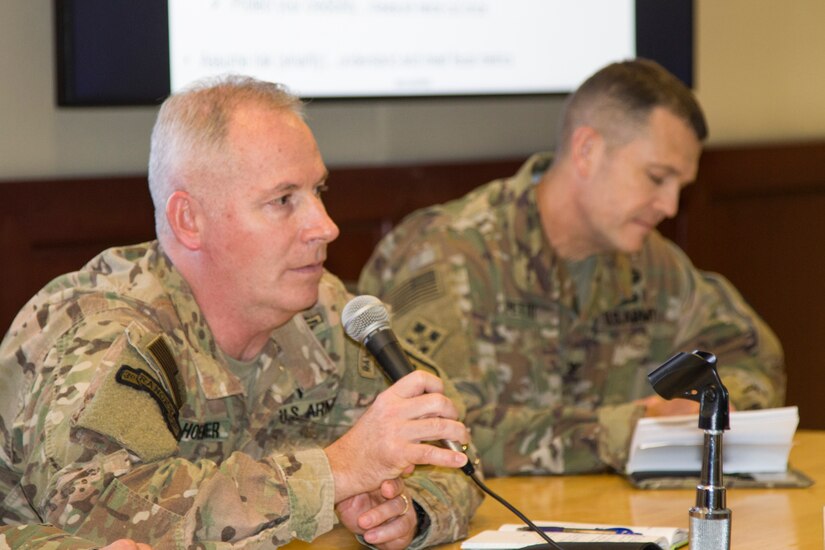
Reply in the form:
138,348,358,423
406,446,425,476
402,318,446,357
144,335,183,409
357,347,379,379
116,365,182,440
388,270,442,317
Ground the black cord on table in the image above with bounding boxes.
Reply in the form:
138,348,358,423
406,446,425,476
467,472,565,550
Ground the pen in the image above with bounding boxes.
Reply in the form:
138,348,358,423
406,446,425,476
517,526,638,535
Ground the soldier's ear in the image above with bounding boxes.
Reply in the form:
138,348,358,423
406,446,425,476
569,125,605,179
166,190,203,250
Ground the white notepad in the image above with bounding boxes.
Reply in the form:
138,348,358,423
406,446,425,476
461,521,688,549
626,406,799,475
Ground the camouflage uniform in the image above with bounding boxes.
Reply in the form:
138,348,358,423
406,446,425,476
359,153,786,477
0,241,482,548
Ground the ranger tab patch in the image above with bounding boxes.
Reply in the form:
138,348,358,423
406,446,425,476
116,365,182,440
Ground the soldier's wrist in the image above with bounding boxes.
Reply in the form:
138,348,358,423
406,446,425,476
412,499,431,539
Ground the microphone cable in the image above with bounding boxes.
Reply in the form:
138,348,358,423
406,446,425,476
342,295,564,549
466,469,564,550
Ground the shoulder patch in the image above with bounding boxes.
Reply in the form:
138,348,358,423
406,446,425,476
357,347,379,379
116,365,181,440
73,332,180,462
145,335,183,409
398,338,440,376
399,339,466,418
387,270,442,317
401,318,447,358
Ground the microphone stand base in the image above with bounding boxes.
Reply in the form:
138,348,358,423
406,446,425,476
689,507,731,550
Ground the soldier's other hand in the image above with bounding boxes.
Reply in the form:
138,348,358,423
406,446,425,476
336,478,417,549
325,370,469,502
639,394,736,417
101,539,152,550
638,395,700,417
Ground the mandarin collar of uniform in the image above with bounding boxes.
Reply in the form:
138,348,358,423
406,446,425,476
154,242,245,399
510,153,577,313
510,154,636,317
154,243,338,399
562,252,636,319
593,252,636,315
271,311,339,391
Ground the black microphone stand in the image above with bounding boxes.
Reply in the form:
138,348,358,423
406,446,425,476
648,351,731,550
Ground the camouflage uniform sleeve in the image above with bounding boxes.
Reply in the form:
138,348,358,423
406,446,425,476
400,345,484,548
12,314,335,548
0,524,102,549
324,276,484,548
658,237,786,410
452,383,645,476
359,222,641,476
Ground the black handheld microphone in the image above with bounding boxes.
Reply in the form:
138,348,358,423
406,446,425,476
341,295,476,475
342,295,565,550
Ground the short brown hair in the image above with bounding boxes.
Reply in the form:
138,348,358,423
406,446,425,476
556,58,707,154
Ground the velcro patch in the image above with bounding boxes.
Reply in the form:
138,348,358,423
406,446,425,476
387,270,441,317
116,365,181,440
144,335,183,409
402,318,447,357
358,347,379,379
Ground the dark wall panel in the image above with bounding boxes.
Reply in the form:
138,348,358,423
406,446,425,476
680,142,825,430
1,143,822,428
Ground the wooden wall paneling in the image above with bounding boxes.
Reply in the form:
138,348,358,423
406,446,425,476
0,159,523,332
685,142,825,429
0,177,156,332
2,146,821,430
323,159,522,283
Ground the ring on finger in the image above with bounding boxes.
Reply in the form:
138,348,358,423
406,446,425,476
399,494,410,516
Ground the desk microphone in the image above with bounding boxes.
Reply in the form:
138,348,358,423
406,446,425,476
342,295,565,550
649,351,731,550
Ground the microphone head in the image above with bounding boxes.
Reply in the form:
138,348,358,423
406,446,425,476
342,295,391,343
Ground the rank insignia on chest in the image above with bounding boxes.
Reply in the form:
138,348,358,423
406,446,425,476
303,312,324,331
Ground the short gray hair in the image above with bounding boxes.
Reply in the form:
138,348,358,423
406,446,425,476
147,74,305,239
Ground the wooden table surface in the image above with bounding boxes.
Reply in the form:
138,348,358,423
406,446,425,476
284,430,825,549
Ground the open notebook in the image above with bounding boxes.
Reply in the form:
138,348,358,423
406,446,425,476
461,521,687,549
625,406,811,489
